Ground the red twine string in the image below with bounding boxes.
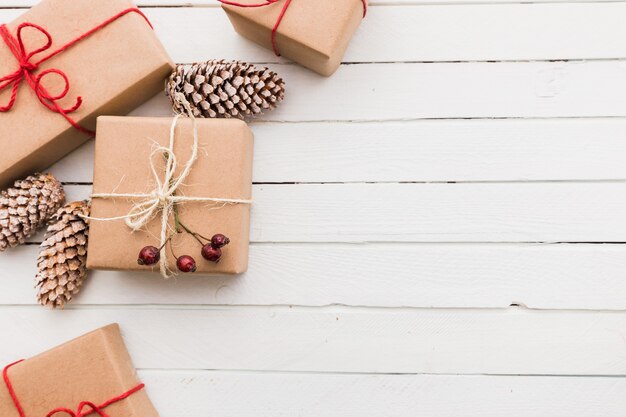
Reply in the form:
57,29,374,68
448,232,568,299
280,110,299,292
3,360,146,417
0,8,153,136
219,0,367,56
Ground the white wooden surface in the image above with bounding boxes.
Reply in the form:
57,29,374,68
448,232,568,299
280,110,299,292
1,1,625,416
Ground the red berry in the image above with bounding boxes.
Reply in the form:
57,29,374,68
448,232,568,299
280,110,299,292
177,255,197,273
201,244,222,263
211,234,230,249
138,246,160,266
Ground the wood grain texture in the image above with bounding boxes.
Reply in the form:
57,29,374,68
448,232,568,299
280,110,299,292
0,307,625,375
5,243,626,310
49,118,626,183
140,370,626,417
47,183,626,243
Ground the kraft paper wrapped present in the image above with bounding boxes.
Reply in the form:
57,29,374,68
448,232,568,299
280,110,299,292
221,0,367,76
87,116,254,276
0,324,158,417
0,0,174,188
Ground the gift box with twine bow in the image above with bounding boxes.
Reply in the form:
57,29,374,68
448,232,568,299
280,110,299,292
87,116,254,276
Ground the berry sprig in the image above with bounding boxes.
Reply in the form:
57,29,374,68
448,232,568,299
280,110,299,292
137,231,230,273
135,154,232,274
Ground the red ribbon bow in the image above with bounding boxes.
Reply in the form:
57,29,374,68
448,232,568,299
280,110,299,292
219,0,367,56
0,8,152,136
3,360,146,417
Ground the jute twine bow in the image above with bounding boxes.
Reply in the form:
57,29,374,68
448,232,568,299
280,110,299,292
88,94,252,277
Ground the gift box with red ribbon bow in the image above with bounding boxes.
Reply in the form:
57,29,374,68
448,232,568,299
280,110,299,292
0,324,157,417
221,0,367,76
0,0,173,188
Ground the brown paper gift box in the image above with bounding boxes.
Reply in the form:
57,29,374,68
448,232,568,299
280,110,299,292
0,0,174,188
87,116,254,275
0,324,158,417
222,0,366,76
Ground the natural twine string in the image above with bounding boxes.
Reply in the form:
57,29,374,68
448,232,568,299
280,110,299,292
87,93,252,277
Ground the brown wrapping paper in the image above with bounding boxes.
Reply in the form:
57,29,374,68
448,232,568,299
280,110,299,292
0,324,158,417
88,116,254,275
222,0,365,76
0,0,174,188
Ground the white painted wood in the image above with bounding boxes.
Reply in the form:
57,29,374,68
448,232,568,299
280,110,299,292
139,371,626,417
4,5,626,63
49,118,626,183
1,0,625,412
5,243,626,310
47,183,626,243
148,4,626,63
0,307,624,375
120,61,626,121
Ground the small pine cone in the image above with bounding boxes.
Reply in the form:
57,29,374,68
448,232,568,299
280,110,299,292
0,173,65,251
36,201,90,309
166,60,285,119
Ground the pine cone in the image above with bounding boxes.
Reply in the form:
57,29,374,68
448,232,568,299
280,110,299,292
166,60,285,119
36,201,90,309
0,173,65,251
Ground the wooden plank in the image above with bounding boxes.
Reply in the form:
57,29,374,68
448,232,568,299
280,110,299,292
147,4,626,63
49,119,626,183
0,307,625,375
5,243,626,310
4,5,626,63
139,371,626,417
47,183,626,243
117,60,626,121
163,3,626,63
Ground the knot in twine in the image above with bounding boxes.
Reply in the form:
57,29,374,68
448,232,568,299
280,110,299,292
89,93,252,278
3,360,145,417
0,8,152,135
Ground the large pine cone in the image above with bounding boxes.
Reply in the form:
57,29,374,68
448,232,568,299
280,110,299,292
166,60,285,119
36,201,90,309
0,173,65,251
